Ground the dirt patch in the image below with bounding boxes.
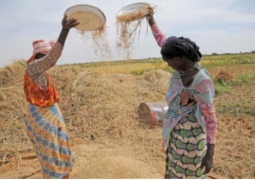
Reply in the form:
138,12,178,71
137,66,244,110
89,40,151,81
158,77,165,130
0,141,164,179
84,156,159,179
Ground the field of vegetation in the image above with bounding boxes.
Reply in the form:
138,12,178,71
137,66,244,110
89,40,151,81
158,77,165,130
0,53,255,178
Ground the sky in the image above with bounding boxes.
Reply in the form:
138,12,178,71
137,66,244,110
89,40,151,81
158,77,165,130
0,0,255,67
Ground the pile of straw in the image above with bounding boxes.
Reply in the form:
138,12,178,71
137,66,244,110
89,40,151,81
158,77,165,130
0,60,169,161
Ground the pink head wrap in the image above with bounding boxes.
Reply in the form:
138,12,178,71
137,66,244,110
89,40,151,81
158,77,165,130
32,39,56,55
27,39,56,64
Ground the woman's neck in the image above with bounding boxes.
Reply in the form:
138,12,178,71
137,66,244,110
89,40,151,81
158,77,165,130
179,60,195,72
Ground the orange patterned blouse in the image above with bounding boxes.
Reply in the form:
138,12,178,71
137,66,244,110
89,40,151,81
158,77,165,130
24,71,59,107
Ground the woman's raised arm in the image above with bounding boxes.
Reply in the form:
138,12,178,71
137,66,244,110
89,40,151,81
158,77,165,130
147,10,167,48
28,16,79,79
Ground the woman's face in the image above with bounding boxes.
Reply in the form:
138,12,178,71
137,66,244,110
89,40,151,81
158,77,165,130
163,56,182,70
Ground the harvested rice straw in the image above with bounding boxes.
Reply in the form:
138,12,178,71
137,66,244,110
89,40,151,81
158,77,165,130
116,10,144,60
78,26,112,61
117,9,146,22
116,6,155,60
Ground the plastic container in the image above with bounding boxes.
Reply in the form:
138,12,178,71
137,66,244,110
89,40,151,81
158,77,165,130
65,4,106,31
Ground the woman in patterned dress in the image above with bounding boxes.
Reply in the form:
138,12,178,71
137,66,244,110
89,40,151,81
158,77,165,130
146,10,217,179
23,16,79,179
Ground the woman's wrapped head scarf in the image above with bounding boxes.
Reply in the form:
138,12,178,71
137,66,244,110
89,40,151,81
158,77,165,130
27,39,56,64
32,39,56,55
161,36,202,62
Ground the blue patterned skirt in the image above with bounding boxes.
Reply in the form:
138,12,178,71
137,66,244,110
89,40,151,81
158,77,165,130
24,103,74,178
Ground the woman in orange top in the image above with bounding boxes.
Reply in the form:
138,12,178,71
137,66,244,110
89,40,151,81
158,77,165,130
23,16,79,179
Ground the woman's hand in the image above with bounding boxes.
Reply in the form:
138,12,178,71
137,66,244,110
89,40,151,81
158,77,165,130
146,6,154,18
201,144,214,174
146,7,154,20
201,153,213,174
62,15,79,30
146,7,155,26
58,15,79,46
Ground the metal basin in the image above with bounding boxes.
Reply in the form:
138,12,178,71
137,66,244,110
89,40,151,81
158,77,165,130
138,102,168,126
